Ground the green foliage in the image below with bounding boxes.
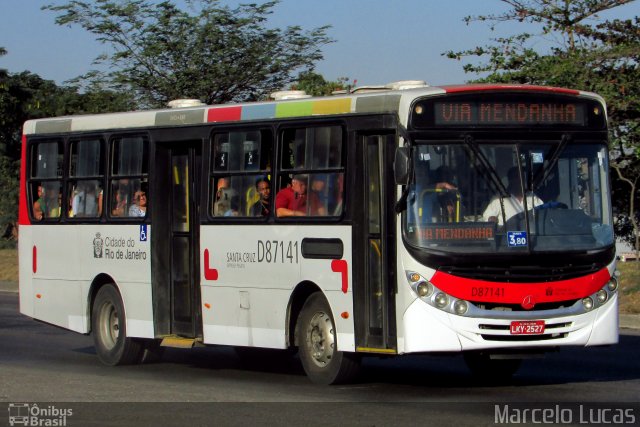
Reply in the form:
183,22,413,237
43,0,333,108
444,0,640,251
291,71,353,96
0,47,136,245
0,155,18,248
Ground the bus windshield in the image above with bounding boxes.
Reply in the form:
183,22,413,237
404,139,614,254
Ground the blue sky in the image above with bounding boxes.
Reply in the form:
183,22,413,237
1,0,639,87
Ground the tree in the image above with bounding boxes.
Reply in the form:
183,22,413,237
0,48,136,246
0,47,7,78
43,0,333,108
445,0,640,255
291,71,353,96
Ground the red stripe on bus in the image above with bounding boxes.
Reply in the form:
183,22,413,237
331,259,349,293
19,134,30,225
442,84,580,96
32,245,37,273
430,267,610,305
207,106,242,123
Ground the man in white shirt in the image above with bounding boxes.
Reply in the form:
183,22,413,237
483,167,543,226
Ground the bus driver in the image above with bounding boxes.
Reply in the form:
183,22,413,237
483,167,543,226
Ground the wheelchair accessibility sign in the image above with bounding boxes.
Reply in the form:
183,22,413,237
140,224,148,242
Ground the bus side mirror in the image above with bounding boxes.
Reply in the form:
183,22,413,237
394,147,410,185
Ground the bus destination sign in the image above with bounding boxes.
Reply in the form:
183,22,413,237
433,101,586,126
414,223,496,242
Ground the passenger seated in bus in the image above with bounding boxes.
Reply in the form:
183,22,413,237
33,185,46,221
129,190,147,217
49,191,62,218
249,177,270,217
409,167,457,224
213,177,230,216
224,193,241,217
437,191,458,223
331,174,345,216
111,188,128,217
72,182,98,217
309,176,328,216
483,166,543,226
433,166,459,222
214,187,237,216
97,189,103,216
276,174,308,217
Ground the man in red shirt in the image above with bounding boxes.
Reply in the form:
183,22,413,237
276,175,308,217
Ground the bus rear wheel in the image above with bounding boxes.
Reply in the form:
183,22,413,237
92,284,144,366
296,292,360,385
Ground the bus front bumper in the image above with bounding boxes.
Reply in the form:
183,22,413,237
401,293,618,354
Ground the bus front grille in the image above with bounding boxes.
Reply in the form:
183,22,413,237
478,321,572,342
480,333,568,342
472,300,579,312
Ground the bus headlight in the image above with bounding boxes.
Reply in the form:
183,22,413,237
607,277,618,292
596,289,608,304
454,300,468,315
405,270,471,316
582,297,594,311
435,292,448,308
416,281,433,297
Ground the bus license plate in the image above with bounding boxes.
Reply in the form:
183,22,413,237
510,320,545,335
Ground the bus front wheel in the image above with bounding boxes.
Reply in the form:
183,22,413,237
92,284,144,366
296,292,360,385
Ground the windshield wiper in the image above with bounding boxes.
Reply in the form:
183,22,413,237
463,135,512,226
463,135,509,198
532,134,570,189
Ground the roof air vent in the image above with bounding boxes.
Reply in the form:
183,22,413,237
350,85,387,94
167,99,206,108
270,90,312,101
385,80,428,90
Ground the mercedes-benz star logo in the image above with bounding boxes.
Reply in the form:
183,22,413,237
521,295,536,310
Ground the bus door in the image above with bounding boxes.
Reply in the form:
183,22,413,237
152,141,202,339
354,133,397,353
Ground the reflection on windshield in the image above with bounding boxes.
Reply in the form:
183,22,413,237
404,141,614,254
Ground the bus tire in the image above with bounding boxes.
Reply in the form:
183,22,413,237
92,284,144,366
463,352,522,383
296,292,360,385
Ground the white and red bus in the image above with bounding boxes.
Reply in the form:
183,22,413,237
18,82,618,384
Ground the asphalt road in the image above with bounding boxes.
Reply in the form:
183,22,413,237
1,291,639,426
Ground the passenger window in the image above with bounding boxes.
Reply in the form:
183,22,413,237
210,129,272,218
31,182,63,221
276,126,345,218
68,138,104,218
31,140,63,179
29,140,63,222
109,135,149,218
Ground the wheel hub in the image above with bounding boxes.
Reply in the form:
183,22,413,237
99,301,119,350
307,312,335,367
